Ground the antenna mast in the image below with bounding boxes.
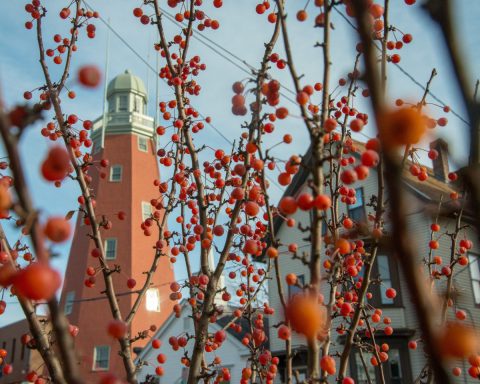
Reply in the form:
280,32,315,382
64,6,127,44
100,18,111,149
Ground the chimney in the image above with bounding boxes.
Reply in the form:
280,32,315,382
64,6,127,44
430,139,449,182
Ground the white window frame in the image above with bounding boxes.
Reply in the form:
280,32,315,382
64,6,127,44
138,135,149,152
92,345,110,371
468,253,480,305
105,238,117,260
64,291,75,315
146,288,160,312
142,201,152,221
109,165,122,182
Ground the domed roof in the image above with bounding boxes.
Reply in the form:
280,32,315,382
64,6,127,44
107,70,147,100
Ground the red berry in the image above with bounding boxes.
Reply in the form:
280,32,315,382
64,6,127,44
44,217,71,243
78,65,102,87
13,263,61,300
107,320,127,339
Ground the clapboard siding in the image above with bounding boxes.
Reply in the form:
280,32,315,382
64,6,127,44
268,164,480,383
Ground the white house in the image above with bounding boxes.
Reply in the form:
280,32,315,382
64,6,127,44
267,139,480,383
135,300,252,384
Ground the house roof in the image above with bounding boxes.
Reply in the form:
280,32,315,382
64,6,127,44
272,140,460,235
134,300,260,363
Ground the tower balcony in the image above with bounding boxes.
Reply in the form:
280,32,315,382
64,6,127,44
91,111,155,143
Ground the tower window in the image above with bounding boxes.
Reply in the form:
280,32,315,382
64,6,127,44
146,288,160,312
93,345,110,371
142,201,152,221
134,96,144,113
138,136,148,152
110,165,122,182
64,291,75,315
118,95,128,112
105,238,117,260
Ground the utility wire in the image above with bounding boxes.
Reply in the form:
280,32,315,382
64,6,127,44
332,6,469,126
82,0,284,191
160,5,469,138
158,6,374,142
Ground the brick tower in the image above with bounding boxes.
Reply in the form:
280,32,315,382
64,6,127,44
60,70,174,381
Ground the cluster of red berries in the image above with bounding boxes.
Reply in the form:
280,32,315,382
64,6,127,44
268,53,287,70
231,81,247,116
24,0,41,29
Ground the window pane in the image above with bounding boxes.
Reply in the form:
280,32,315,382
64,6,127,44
119,96,128,111
110,165,122,182
473,281,480,304
105,239,117,260
380,281,394,305
321,219,328,236
350,188,364,209
94,346,110,370
389,349,402,384
469,255,480,280
288,274,304,297
146,288,160,312
135,96,143,113
138,136,148,152
65,291,75,315
348,188,366,222
142,202,152,221
377,255,391,279
355,353,376,384
294,368,307,382
349,206,366,223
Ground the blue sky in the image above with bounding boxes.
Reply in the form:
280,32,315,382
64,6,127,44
0,1,479,324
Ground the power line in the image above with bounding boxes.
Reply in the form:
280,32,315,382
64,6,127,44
1,260,268,306
156,7,378,142
82,0,284,192
160,4,469,135
332,6,469,126
81,0,243,148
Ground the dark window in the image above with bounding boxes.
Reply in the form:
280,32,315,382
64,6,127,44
21,340,26,360
321,218,328,236
11,338,16,363
369,253,402,308
348,187,366,223
118,95,128,111
350,338,412,384
105,238,117,260
378,255,394,305
64,291,75,315
288,274,305,298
